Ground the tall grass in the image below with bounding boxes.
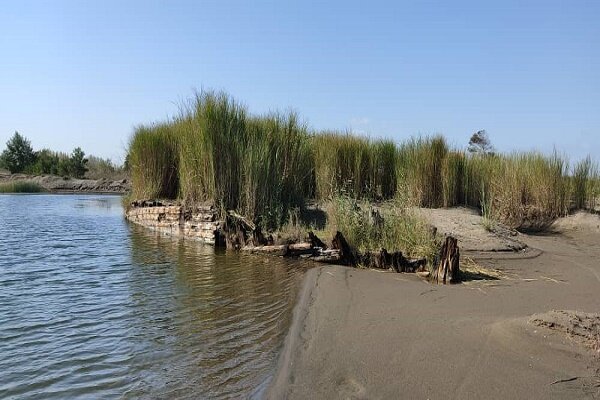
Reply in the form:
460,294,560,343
128,123,179,200
397,136,448,207
129,90,312,229
128,90,599,232
485,152,569,231
0,181,45,193
313,133,396,200
572,156,599,210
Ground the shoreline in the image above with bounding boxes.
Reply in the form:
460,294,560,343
267,229,600,399
0,173,129,194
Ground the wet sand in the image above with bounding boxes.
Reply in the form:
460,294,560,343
268,222,600,399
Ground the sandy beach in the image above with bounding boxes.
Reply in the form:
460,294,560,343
268,215,600,399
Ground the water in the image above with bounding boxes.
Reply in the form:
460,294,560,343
0,195,308,399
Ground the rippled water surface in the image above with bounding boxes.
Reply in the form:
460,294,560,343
0,195,308,399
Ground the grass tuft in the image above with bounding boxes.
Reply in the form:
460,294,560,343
0,181,45,193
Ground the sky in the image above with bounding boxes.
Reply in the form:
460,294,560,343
1,0,598,163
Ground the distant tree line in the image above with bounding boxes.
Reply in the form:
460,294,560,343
0,131,125,179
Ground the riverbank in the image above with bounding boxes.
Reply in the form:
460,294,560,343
268,214,600,399
0,171,129,193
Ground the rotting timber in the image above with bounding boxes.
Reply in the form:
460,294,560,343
126,201,461,284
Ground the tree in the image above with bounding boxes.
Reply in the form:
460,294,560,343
467,130,494,155
69,147,88,178
27,149,60,175
0,132,36,173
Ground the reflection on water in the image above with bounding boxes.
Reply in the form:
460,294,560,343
0,195,308,399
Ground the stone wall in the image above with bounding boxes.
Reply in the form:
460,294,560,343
125,200,220,244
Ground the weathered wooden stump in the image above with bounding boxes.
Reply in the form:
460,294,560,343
308,231,327,250
331,231,355,265
434,236,460,284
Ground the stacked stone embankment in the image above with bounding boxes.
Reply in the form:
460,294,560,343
125,200,220,244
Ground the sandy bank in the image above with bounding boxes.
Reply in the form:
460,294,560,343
268,226,600,399
0,172,130,193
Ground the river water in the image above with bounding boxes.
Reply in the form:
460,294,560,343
0,195,308,399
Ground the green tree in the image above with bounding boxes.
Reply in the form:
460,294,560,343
27,149,60,175
69,147,88,178
0,132,36,173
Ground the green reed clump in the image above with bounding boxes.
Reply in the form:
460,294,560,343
572,156,599,210
128,123,179,199
313,133,396,200
397,136,448,207
0,181,45,193
241,112,313,228
442,151,466,207
486,152,570,231
130,90,313,229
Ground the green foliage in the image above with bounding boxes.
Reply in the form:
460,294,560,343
127,90,600,232
0,181,45,193
0,132,36,173
312,133,396,200
128,123,179,199
26,149,62,175
129,90,312,229
572,156,599,210
326,196,438,261
397,136,448,207
69,147,88,178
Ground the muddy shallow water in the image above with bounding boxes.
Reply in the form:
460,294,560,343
0,194,308,399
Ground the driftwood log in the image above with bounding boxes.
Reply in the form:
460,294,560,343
364,249,427,273
434,236,460,284
222,210,459,283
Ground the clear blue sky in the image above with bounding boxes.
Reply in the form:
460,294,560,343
1,0,598,163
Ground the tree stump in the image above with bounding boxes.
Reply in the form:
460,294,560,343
435,236,460,284
331,231,355,265
308,231,327,250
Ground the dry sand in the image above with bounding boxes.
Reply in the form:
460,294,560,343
268,211,600,399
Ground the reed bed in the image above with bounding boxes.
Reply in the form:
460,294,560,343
312,133,396,200
127,90,598,232
128,123,179,200
129,91,312,228
0,181,45,193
